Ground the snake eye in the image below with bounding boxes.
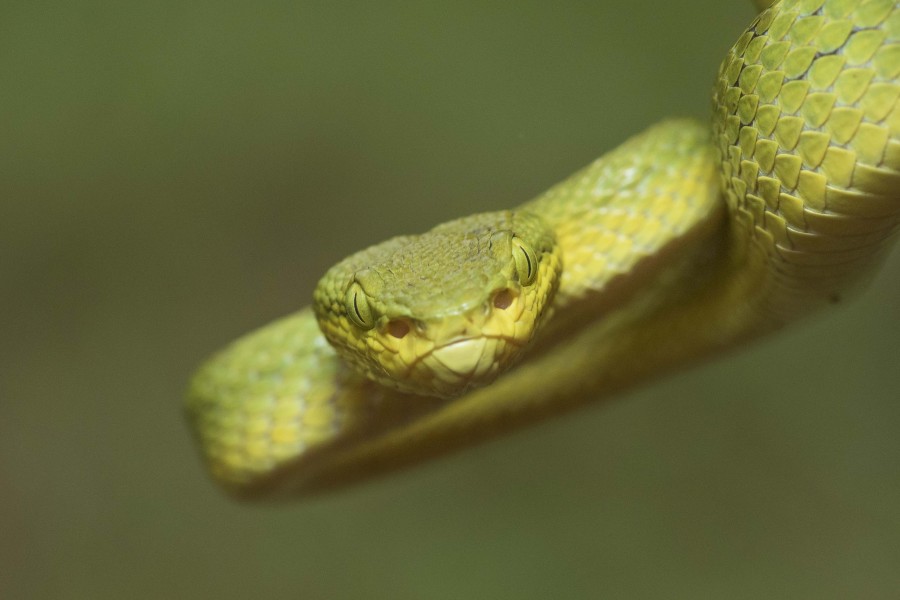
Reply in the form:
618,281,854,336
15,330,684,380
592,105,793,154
345,282,375,330
512,237,538,285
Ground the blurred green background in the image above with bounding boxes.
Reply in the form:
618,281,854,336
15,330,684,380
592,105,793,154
4,1,900,598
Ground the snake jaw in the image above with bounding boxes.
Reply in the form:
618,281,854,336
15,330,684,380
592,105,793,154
429,338,498,377
398,301,532,397
419,336,520,395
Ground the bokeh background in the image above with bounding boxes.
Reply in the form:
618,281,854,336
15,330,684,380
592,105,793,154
4,1,900,598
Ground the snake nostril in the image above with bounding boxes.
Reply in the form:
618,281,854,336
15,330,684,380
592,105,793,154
493,289,514,310
387,319,410,339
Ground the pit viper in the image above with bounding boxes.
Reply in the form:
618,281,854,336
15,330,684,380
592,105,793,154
187,0,900,499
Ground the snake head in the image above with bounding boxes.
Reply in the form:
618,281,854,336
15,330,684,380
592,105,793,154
313,210,561,398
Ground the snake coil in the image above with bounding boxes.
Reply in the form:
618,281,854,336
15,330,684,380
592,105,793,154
187,0,900,499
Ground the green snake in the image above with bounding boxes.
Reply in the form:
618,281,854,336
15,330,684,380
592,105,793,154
187,0,900,499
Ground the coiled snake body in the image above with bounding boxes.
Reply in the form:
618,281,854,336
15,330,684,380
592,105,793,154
187,0,900,499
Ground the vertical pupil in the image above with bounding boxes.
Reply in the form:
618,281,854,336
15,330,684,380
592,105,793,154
521,247,532,277
353,293,363,320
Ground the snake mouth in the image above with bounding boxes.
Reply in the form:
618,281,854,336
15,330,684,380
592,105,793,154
406,334,525,393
